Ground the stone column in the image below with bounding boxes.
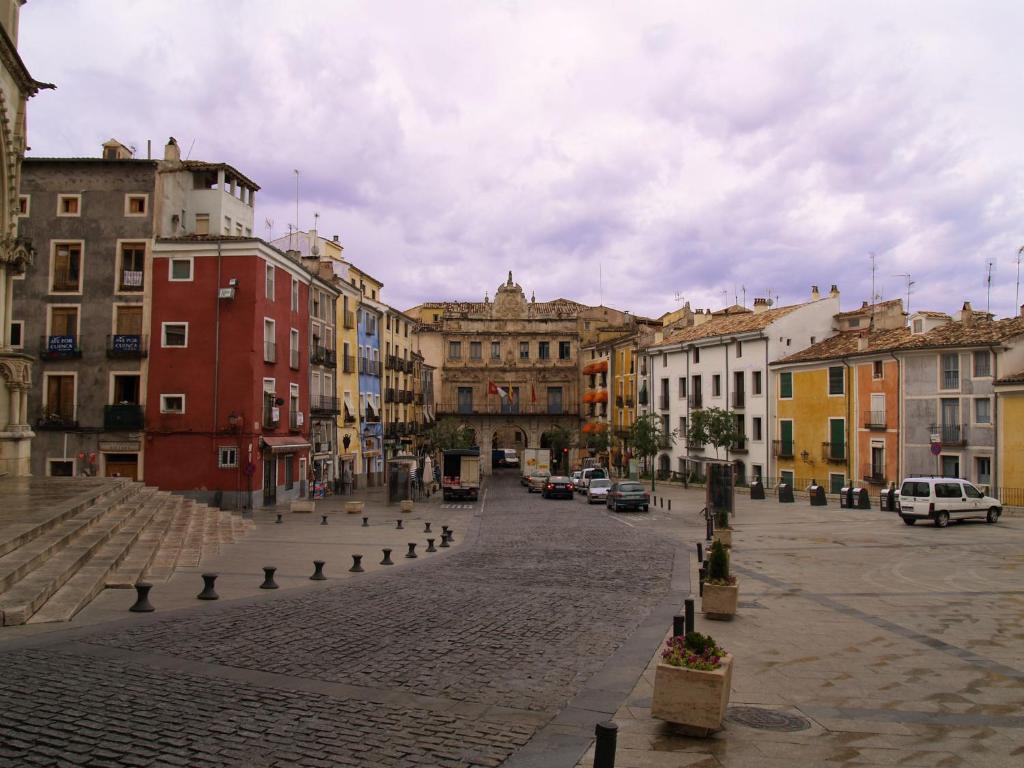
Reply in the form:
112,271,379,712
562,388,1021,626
8,383,21,429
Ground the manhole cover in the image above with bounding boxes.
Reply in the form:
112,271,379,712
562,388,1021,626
737,600,766,609
727,706,811,732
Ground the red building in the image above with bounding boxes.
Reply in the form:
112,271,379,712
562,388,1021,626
146,236,312,508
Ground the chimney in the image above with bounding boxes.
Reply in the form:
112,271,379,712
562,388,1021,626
861,300,868,309
333,234,340,242
857,333,869,351
829,284,840,298
1020,304,1024,318
811,285,820,300
164,137,181,163
752,297,769,314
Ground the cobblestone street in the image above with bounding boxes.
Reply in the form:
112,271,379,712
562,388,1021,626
0,473,681,767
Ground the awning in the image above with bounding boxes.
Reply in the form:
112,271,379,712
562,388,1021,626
261,436,311,454
343,392,354,418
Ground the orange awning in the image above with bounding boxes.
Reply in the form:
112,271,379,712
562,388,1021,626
594,360,608,373
583,391,596,403
594,391,608,402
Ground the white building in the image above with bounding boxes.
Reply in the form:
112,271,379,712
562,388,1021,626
644,286,841,484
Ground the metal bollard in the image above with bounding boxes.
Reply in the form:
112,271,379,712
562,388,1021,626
405,542,418,559
260,566,279,590
696,542,704,563
129,582,154,612
349,554,364,573
321,514,328,525
441,525,450,537
426,538,436,552
424,522,432,533
396,519,404,530
362,516,369,527
673,614,686,637
660,496,664,508
593,721,618,768
684,598,694,635
668,499,671,512
446,528,455,543
380,548,394,565
197,573,219,600
275,513,283,524
439,533,450,548
310,560,327,580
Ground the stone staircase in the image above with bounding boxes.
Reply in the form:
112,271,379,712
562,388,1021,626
0,480,251,626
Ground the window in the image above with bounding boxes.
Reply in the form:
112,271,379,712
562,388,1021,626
448,341,462,359
169,257,193,281
559,341,571,360
112,374,141,404
57,194,81,216
161,322,187,347
873,360,883,379
48,460,74,477
848,318,861,328
828,366,844,395
752,370,762,395
218,447,238,468
976,457,991,486
940,353,959,390
712,375,721,397
195,213,210,235
546,386,563,414
160,394,185,414
470,341,482,360
828,418,846,460
118,243,145,291
780,469,794,486
693,347,700,364
736,340,743,358
51,242,83,293
491,341,501,359
538,341,550,360
779,371,793,398
235,222,243,236
519,341,529,360
973,351,991,378
265,263,275,299
290,329,300,369
125,194,148,216
974,398,991,425
679,416,687,437
18,195,29,216
44,374,76,421
291,278,299,311
284,455,295,491
752,417,762,441
49,306,79,342
678,377,687,398
829,474,845,495
913,318,924,333
223,216,232,234
290,383,300,427
9,320,23,348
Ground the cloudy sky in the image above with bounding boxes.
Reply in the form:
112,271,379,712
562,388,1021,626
20,1,1024,318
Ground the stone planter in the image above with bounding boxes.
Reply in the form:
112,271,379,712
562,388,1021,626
651,654,734,736
712,527,732,548
400,499,414,513
701,580,739,620
345,501,364,515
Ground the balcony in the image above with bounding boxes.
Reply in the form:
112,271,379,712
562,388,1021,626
863,471,886,485
35,409,78,430
311,396,341,415
822,442,847,462
311,346,334,366
624,397,634,407
615,395,624,408
435,401,580,417
106,334,147,359
385,355,396,370
104,404,144,431
773,439,794,458
289,410,301,431
864,411,887,429
385,388,396,403
263,397,280,429
290,349,300,370
52,268,81,293
941,371,960,390
731,437,747,453
937,423,968,446
362,410,381,423
40,335,81,360
415,393,423,404
314,441,333,454
263,341,276,364
118,269,144,292
343,355,356,374
732,390,745,409
343,311,355,329
658,396,670,411
691,393,703,409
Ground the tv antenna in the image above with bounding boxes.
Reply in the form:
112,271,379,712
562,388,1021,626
892,273,915,314
1015,245,1023,312
985,258,995,314
264,217,273,241
673,292,686,304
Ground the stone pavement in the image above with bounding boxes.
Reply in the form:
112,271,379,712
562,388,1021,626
0,472,682,767
572,482,1024,767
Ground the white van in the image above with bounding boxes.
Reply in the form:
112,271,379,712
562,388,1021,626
898,476,1002,527
578,466,608,490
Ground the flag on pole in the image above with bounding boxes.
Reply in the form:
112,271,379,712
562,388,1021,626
531,384,537,403
488,381,508,398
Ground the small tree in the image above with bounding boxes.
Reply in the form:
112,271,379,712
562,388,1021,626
706,539,731,584
544,424,576,473
425,417,474,453
584,428,611,456
628,414,675,490
687,408,741,460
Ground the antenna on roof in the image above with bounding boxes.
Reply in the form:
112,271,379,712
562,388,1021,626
294,170,300,245
265,217,273,241
892,273,914,315
985,258,995,314
185,138,196,161
599,262,603,307
741,285,747,307
1016,245,1024,313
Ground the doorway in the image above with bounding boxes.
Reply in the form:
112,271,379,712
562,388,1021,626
104,453,139,480
263,456,277,503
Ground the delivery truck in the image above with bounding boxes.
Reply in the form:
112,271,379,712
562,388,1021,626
520,448,551,479
442,448,481,501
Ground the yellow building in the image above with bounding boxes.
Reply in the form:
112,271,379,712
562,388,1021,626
994,370,1024,506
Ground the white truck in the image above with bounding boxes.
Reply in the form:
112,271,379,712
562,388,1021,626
442,449,481,501
521,448,551,479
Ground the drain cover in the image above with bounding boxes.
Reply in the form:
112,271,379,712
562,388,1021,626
727,706,811,732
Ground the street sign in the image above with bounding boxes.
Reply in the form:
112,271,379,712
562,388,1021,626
930,443,942,456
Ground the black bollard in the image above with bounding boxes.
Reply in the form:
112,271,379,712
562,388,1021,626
362,516,369,527
275,513,283,524
441,525,450,537
426,538,436,552
260,566,279,590
660,496,664,508
673,614,686,637
424,522,432,533
696,542,704,563
593,721,618,768
446,528,455,543
439,533,450,548
405,542,418,559
668,499,671,511
380,548,394,566
321,514,329,525
129,582,154,612
310,560,326,580
197,573,219,600
349,554,364,573
396,519,404,530
684,598,694,635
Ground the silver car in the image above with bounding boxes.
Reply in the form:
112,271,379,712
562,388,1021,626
587,478,612,504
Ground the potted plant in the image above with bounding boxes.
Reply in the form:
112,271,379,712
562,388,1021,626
713,503,732,548
702,540,738,620
651,631,733,736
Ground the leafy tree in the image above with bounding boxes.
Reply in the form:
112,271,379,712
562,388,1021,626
627,414,675,490
584,428,611,456
425,417,474,452
543,424,576,473
687,407,741,460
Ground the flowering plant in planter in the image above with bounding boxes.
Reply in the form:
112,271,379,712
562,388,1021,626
662,632,726,671
705,540,736,586
702,540,739,619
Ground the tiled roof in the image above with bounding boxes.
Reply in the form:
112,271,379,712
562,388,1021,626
658,302,806,345
914,310,951,318
908,316,1024,349
180,161,261,191
995,369,1024,385
834,299,902,319
776,327,915,364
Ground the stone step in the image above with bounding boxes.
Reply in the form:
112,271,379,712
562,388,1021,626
175,501,206,569
200,506,221,560
28,494,173,624
143,499,195,582
0,491,154,626
104,494,182,589
0,484,152,593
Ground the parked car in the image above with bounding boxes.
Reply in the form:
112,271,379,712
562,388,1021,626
527,471,551,493
606,481,650,512
578,467,608,490
542,476,575,499
571,470,583,488
587,478,612,504
898,477,1001,527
